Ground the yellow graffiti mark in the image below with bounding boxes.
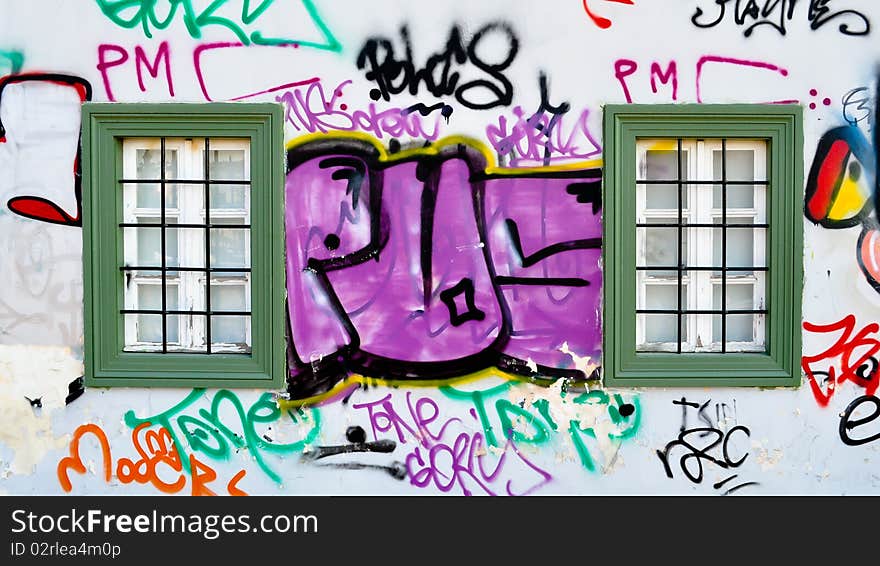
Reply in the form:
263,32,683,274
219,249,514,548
827,165,870,221
285,131,603,173
641,139,678,151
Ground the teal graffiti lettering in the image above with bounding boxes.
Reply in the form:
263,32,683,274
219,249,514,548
496,399,551,444
440,382,512,447
124,389,321,484
607,394,641,440
568,420,598,472
94,0,341,51
442,383,642,471
531,398,558,432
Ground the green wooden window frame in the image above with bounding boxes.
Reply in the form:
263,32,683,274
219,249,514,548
82,103,285,388
603,104,803,387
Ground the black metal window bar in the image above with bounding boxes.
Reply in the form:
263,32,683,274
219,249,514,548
636,138,769,353
119,137,251,354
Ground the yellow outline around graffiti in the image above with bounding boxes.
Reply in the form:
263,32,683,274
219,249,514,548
277,367,556,409
285,131,603,173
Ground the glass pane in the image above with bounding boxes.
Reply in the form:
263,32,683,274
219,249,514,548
640,219,685,276
138,313,164,344
210,220,248,270
713,282,756,311
208,149,247,180
122,225,173,267
644,283,686,311
727,314,765,351
643,148,689,208
641,284,688,345
711,283,765,348
124,313,163,350
211,284,247,312
727,149,757,182
122,268,161,306
135,148,178,180
713,184,756,209
211,316,250,351
209,184,248,211
639,313,684,347
165,227,205,269
129,182,178,210
137,283,178,311
644,182,687,210
726,313,754,343
713,219,763,274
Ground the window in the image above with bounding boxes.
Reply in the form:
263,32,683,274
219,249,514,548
82,104,285,387
603,105,803,387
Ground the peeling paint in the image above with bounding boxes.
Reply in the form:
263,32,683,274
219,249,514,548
0,345,82,474
558,342,600,376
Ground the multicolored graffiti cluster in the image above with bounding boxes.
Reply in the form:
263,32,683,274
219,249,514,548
3,0,880,497
59,382,641,496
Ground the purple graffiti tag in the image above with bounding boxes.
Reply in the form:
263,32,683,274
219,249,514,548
406,432,553,496
486,107,602,167
283,137,602,398
274,79,446,141
486,72,601,167
352,392,461,448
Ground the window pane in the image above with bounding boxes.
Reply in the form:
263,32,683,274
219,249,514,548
123,225,174,266
713,219,764,274
718,283,756,311
639,284,687,346
165,227,205,269
211,284,247,311
211,316,250,351
135,148,178,180
208,149,247,180
124,313,163,350
210,184,248,211
726,149,757,182
131,182,178,210
711,284,765,350
727,314,764,352
137,283,177,311
210,219,248,270
642,148,689,209
639,218,685,276
713,184,756,209
122,283,180,348
727,314,765,351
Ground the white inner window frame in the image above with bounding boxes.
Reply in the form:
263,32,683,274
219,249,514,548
121,137,252,354
635,138,767,353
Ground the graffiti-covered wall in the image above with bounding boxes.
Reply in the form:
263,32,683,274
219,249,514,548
1,0,879,496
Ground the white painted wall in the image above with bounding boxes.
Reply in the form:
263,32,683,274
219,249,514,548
1,0,879,496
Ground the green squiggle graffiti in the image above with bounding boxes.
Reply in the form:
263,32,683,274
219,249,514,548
124,389,321,484
0,50,24,75
94,0,341,51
